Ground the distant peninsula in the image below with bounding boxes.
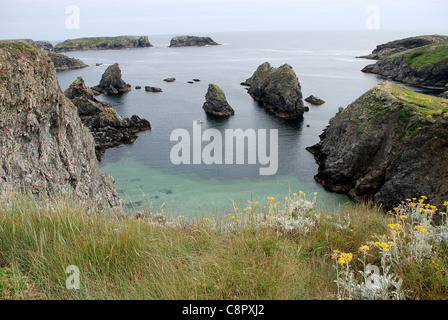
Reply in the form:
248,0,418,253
169,36,220,47
54,35,152,52
358,35,448,60
362,39,448,88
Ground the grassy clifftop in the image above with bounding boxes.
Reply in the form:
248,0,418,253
399,41,448,66
381,81,448,117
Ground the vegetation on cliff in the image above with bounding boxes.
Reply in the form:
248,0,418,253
359,34,448,60
308,81,448,211
362,41,448,88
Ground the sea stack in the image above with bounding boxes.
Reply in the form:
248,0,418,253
245,62,305,119
91,63,131,94
202,84,235,116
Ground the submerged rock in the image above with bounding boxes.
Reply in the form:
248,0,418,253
307,81,448,211
169,36,219,47
91,63,131,94
65,77,151,161
305,95,325,105
0,40,118,207
245,62,305,119
202,84,235,116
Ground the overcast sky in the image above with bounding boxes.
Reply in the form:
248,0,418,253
1,0,447,40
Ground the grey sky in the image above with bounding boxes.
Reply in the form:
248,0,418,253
1,0,447,40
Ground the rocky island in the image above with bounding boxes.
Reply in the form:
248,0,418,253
244,62,305,119
202,84,235,116
91,63,132,95
307,81,448,210
361,38,448,88
0,40,118,207
169,36,219,47
54,35,152,52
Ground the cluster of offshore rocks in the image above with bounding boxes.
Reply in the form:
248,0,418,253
65,77,151,161
2,33,446,216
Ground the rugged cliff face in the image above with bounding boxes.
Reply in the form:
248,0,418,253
362,41,448,88
0,40,119,207
307,82,448,210
245,62,305,119
54,36,152,52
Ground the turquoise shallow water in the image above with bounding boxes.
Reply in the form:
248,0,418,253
55,30,445,217
102,156,349,216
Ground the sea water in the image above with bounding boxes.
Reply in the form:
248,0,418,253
55,30,446,217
